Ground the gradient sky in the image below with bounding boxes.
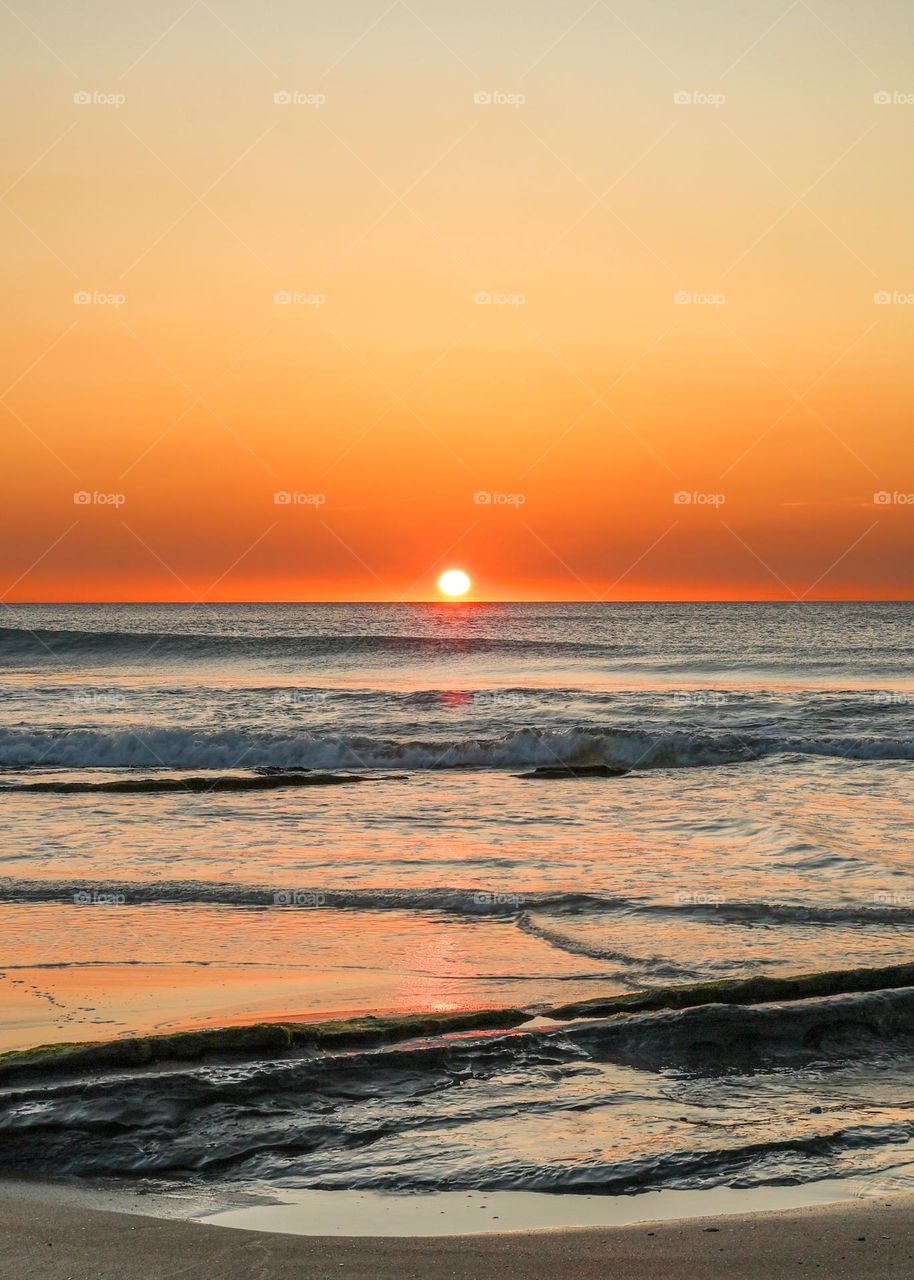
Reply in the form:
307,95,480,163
2,0,912,601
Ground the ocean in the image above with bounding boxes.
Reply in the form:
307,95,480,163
2,601,914,1203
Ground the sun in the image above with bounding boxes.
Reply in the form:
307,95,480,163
438,568,471,598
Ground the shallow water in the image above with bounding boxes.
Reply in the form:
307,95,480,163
0,602,912,1199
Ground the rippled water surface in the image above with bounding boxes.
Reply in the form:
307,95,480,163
1,602,912,1200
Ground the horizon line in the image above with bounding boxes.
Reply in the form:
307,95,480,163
6,599,913,607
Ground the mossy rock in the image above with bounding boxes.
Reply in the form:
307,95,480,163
545,960,914,1021
0,1008,528,1082
515,764,630,779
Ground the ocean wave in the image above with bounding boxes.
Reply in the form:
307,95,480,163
5,623,914,677
4,988,914,1183
0,624,599,663
6,878,914,932
0,724,910,773
0,877,615,916
326,1118,914,1196
516,912,701,981
567,986,914,1070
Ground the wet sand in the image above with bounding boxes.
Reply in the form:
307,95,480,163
0,959,419,1054
2,1185,914,1279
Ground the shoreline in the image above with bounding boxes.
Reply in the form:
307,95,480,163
3,1179,914,1279
3,1170,906,1237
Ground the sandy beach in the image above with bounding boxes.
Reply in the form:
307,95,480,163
2,1184,914,1279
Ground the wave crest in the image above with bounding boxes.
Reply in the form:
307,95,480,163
0,723,910,772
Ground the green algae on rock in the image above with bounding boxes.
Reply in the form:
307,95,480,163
545,960,914,1021
0,1007,529,1082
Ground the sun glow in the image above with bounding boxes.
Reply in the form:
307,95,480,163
438,569,471,597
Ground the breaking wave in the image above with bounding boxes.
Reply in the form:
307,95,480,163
6,877,914,929
0,724,911,774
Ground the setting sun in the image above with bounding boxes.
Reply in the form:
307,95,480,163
437,569,471,598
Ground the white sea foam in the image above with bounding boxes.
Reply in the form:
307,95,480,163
0,723,910,772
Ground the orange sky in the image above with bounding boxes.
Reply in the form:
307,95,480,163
2,1,912,601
